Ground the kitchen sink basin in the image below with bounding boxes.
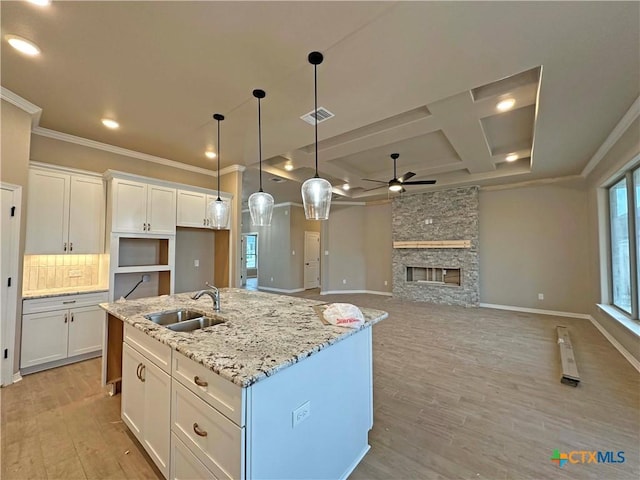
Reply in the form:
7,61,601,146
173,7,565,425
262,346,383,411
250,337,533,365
144,309,224,332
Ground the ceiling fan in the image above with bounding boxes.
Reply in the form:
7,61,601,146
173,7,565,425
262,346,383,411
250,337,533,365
362,153,436,193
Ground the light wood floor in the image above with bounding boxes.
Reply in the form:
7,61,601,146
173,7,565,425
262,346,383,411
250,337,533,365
2,293,638,479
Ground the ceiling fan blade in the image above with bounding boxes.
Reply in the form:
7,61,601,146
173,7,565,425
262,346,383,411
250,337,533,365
364,185,387,192
398,172,415,183
402,180,437,185
362,178,388,184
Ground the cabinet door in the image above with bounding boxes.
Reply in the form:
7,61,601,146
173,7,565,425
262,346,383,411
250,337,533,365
67,305,104,357
25,169,70,254
147,185,176,234
20,310,69,368
68,175,105,253
177,190,207,228
142,359,171,478
121,343,146,443
112,179,147,233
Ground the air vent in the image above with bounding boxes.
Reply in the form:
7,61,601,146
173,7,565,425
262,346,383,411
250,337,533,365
271,177,286,183
300,107,334,125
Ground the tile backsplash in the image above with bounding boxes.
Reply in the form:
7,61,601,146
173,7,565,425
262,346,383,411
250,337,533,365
23,254,107,292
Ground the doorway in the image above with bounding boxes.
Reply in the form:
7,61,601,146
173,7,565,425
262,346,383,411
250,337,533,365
1,184,21,386
304,231,320,289
241,233,258,289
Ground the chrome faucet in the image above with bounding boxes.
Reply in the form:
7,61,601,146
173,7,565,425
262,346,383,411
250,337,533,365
191,284,220,312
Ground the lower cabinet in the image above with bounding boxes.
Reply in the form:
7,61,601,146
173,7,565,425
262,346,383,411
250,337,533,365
21,292,107,372
122,326,171,478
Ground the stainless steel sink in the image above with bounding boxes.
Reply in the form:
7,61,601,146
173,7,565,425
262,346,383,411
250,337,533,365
144,309,224,332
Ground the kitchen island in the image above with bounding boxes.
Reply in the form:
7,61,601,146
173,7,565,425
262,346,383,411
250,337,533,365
100,288,387,480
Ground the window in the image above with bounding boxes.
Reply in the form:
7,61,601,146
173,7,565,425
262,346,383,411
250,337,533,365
245,235,257,269
608,168,639,317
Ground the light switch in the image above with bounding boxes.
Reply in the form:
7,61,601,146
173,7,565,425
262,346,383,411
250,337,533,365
194,259,199,267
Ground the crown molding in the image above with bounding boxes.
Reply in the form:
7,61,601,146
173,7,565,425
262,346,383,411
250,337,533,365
581,96,640,178
32,126,220,177
220,164,246,175
481,175,583,191
0,86,42,128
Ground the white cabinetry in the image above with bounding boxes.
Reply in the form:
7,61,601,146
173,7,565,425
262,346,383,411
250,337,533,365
26,168,105,254
111,178,176,234
122,324,171,478
20,292,107,373
176,189,231,229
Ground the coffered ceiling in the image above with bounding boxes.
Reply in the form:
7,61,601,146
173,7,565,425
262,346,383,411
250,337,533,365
2,1,638,203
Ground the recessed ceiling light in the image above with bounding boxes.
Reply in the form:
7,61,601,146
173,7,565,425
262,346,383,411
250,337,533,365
342,183,350,191
27,0,52,6
505,153,519,162
284,164,294,171
5,35,41,56
101,118,119,129
205,151,216,159
496,98,516,112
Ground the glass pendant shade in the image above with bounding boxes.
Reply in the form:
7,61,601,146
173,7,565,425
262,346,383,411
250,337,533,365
208,198,230,229
302,177,332,220
248,191,274,226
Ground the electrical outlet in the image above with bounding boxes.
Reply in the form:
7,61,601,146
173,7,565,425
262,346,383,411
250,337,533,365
342,279,347,284
324,250,329,256
292,401,311,427
194,259,199,267
68,269,82,278
270,277,274,282
384,280,388,286
538,293,544,300
292,250,295,255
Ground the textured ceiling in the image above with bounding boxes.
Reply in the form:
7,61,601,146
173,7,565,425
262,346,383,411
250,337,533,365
1,1,638,203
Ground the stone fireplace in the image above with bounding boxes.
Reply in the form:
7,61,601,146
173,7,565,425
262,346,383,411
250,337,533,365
392,186,479,306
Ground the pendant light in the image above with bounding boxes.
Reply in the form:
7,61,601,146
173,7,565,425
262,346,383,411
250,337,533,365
208,113,231,229
301,51,332,220
248,89,274,226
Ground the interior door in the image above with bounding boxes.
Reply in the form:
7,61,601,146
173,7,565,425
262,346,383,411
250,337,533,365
304,231,320,289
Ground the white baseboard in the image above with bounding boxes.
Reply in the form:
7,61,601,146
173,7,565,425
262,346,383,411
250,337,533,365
588,315,640,373
12,372,22,384
258,286,306,294
479,303,591,319
320,290,393,297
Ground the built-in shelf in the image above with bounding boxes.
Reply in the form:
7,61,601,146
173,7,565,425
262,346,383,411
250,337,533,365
115,265,172,274
393,240,471,249
118,237,169,267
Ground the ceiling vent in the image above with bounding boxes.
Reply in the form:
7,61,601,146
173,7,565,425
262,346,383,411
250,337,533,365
300,107,334,125
271,177,286,183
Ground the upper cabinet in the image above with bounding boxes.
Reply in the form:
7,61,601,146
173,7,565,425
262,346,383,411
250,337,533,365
26,168,105,254
176,189,231,229
110,178,176,234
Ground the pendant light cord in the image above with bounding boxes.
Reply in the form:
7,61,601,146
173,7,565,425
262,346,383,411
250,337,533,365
258,96,263,192
314,62,319,178
216,116,222,201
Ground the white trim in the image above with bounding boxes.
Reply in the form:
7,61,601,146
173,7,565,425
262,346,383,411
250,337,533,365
321,290,393,297
12,372,22,384
479,303,591,319
33,126,245,178
30,160,104,179
588,315,640,373
0,183,22,387
257,286,306,294
480,175,583,192
596,304,640,337
581,96,640,178
332,201,367,206
0,86,42,127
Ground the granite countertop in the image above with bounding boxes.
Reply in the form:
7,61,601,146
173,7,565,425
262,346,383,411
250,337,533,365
100,288,387,387
23,286,110,300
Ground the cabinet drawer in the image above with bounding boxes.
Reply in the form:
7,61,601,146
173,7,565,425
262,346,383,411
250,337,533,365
173,351,245,426
23,292,108,314
124,324,171,374
171,433,217,480
172,382,244,480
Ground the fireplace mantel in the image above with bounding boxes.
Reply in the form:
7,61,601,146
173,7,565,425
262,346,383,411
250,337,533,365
393,240,471,249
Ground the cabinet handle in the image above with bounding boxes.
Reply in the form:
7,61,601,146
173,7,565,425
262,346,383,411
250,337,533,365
64,314,68,323
70,313,74,322
69,242,73,252
63,242,67,252
193,423,208,437
203,218,207,226
136,363,142,380
62,300,76,304
193,376,208,387
206,219,210,226
147,223,151,231
140,364,146,382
